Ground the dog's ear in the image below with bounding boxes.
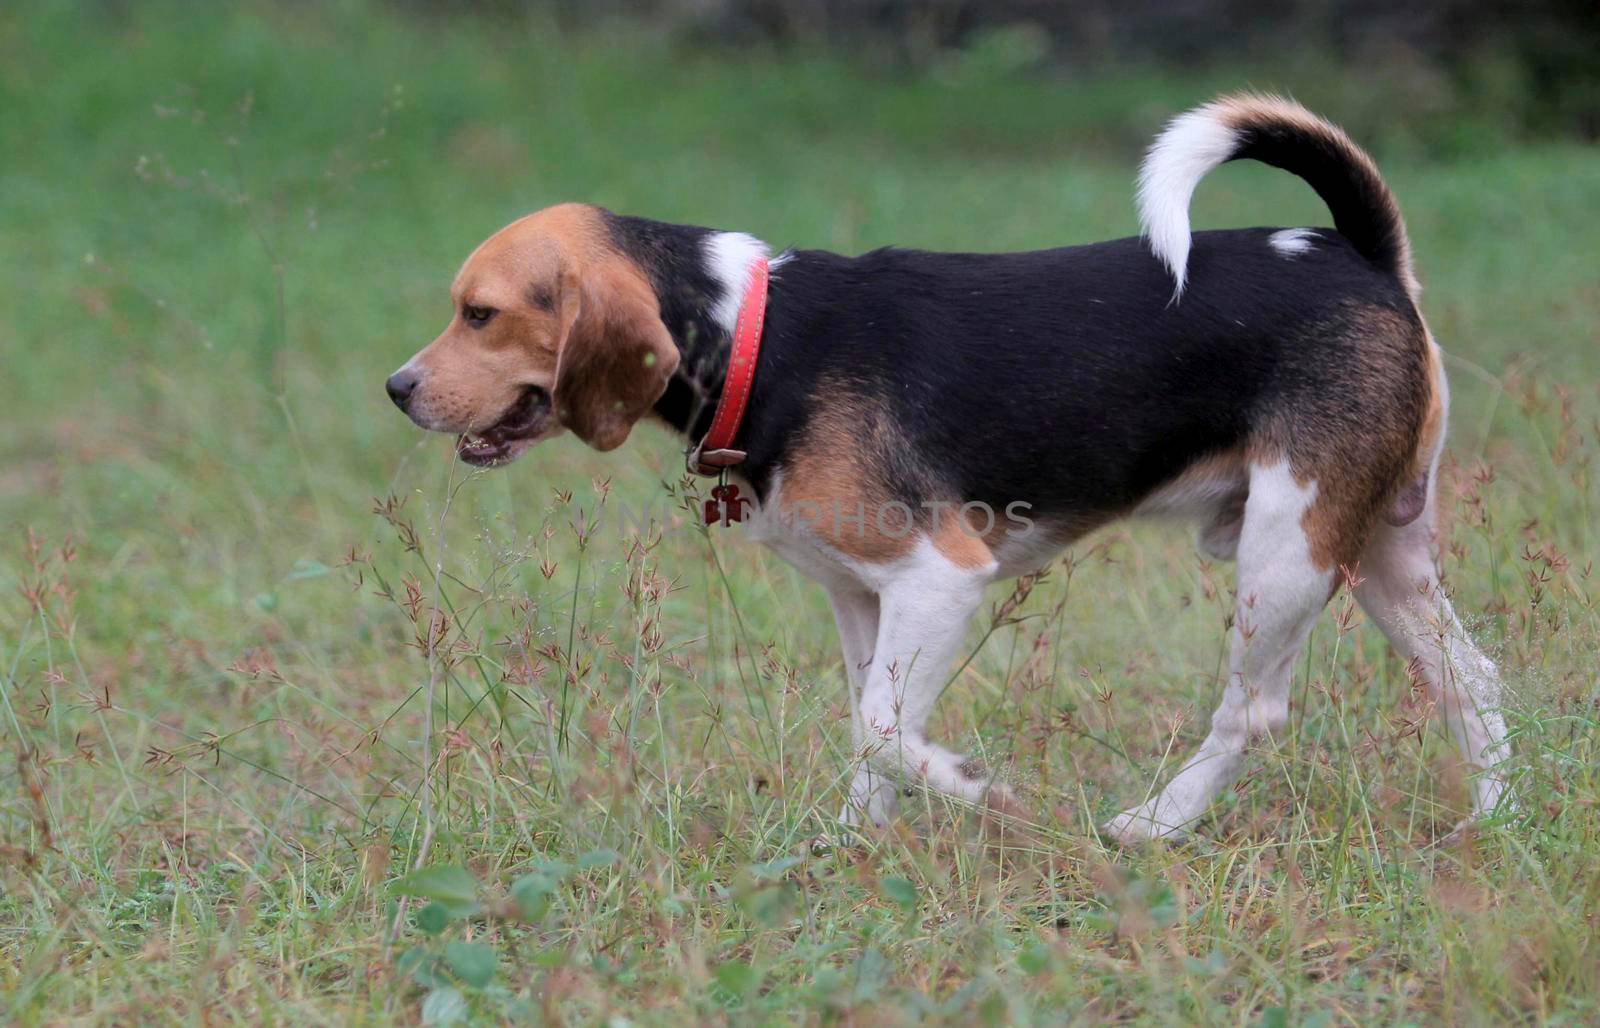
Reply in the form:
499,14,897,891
553,258,679,451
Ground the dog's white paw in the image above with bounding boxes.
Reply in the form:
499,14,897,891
1101,806,1189,846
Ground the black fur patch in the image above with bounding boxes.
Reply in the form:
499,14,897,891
607,210,1424,542
1229,115,1408,288
742,229,1419,515
602,212,726,440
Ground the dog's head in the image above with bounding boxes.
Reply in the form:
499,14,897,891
386,203,679,467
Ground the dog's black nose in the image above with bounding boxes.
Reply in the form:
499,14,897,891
386,368,420,409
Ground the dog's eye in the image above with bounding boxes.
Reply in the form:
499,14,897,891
462,305,497,327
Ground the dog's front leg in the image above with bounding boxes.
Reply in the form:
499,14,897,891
853,543,1017,816
826,586,900,829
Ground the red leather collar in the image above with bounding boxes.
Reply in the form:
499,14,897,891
688,256,769,476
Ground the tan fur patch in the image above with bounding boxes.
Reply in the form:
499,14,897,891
1282,303,1431,570
932,508,996,571
1416,329,1446,468
778,394,916,564
778,384,1004,569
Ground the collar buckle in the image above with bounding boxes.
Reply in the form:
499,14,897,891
686,444,747,477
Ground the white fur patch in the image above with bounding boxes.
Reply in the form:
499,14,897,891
703,231,770,337
1137,106,1239,299
1268,227,1318,257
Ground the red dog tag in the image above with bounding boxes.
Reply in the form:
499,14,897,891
703,484,746,526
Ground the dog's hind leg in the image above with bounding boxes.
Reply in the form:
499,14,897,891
1353,504,1512,819
826,586,901,829
1106,461,1337,842
1197,489,1247,561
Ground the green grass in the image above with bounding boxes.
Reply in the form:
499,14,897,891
3,2,1600,1023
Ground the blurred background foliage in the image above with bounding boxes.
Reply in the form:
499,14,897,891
415,0,1600,149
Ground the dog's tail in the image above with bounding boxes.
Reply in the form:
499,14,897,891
1137,92,1418,303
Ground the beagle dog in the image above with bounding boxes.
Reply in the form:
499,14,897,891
388,95,1511,842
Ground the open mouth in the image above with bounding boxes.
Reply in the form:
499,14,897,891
455,386,551,468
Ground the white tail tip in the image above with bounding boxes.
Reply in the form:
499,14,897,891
1137,105,1240,298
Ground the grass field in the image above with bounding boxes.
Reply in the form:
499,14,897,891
3,3,1600,1023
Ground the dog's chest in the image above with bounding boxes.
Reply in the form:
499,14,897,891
743,503,872,593
736,473,891,594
